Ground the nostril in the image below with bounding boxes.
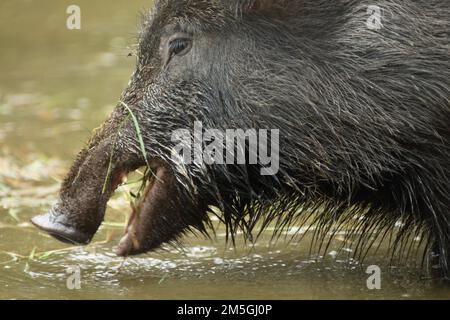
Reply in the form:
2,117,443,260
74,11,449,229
31,213,92,245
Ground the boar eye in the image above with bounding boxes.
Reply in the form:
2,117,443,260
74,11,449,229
168,37,192,57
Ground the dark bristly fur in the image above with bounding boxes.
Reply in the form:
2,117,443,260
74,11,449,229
33,0,450,278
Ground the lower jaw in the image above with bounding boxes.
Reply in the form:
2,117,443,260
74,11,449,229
115,165,166,257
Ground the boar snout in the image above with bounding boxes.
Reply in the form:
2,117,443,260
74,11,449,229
32,208,93,245
31,127,144,247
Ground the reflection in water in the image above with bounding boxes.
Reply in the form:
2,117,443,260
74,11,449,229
0,0,449,299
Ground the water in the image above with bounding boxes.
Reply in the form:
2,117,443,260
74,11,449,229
0,0,449,300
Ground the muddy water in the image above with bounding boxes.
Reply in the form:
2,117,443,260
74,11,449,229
0,0,449,300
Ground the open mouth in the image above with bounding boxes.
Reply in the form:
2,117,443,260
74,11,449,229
31,158,184,257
